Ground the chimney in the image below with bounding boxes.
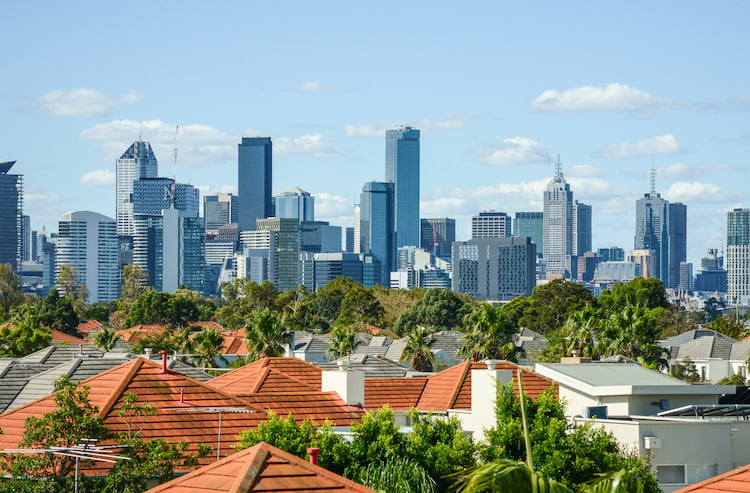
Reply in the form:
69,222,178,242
470,366,513,442
162,350,168,374
307,447,319,465
321,367,365,407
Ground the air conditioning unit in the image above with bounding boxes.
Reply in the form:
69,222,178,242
643,436,661,450
586,406,608,419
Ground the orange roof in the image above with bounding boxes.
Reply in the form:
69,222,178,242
190,321,225,331
51,329,86,344
116,325,169,343
213,366,318,395
220,335,249,355
76,320,104,336
145,442,375,493
674,464,750,493
0,358,267,473
211,357,323,392
364,378,427,410
236,392,365,426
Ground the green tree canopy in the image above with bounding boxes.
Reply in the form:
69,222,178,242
598,277,670,312
0,305,52,357
38,288,79,335
394,288,470,336
459,303,522,362
56,264,89,315
0,263,24,321
401,325,436,372
244,308,291,360
508,280,596,335
327,325,360,361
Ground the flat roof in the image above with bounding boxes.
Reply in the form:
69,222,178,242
539,363,689,386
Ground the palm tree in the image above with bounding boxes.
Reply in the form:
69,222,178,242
244,309,291,360
93,327,121,352
170,325,195,363
458,303,522,362
400,325,435,372
192,327,227,368
327,325,359,361
562,306,604,359
601,305,666,369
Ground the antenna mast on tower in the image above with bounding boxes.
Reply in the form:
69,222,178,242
649,155,656,194
555,154,562,178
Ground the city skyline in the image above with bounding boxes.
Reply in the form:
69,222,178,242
2,2,749,268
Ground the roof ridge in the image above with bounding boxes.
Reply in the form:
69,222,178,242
447,362,471,409
231,444,270,493
99,358,144,417
250,367,272,393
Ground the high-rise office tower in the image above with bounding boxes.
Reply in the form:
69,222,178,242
598,247,625,262
238,137,273,232
727,208,750,304
359,181,394,286
634,169,669,286
116,142,158,238
299,221,341,253
513,212,543,258
385,126,420,248
204,193,238,234
472,211,511,239
274,186,314,222
21,215,31,263
572,201,592,256
695,248,727,293
256,217,299,292
543,157,573,278
668,202,687,289
345,227,355,253
353,204,361,253
420,218,456,261
452,237,536,301
56,211,119,302
0,161,23,271
133,178,199,218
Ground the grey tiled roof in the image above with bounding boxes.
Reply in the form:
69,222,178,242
675,336,734,361
730,339,750,361
316,354,415,378
660,329,737,348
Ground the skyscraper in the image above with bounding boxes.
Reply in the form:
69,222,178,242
634,170,669,285
238,137,273,232
0,161,23,271
256,217,299,292
274,186,314,222
133,178,199,218
668,202,687,289
420,218,456,261
56,211,119,302
543,157,573,278
204,193,238,234
513,212,543,258
727,208,750,304
116,142,158,238
359,181,394,286
472,211,511,239
385,126,420,248
572,201,592,256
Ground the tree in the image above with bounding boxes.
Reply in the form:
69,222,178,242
121,264,148,304
558,306,605,359
0,305,52,357
244,308,291,359
192,327,227,368
401,325,436,372
371,285,424,331
81,301,117,324
38,288,79,335
125,290,200,328
327,325,360,361
703,296,726,323
56,264,89,314
670,358,701,383
359,457,436,493
336,285,383,329
512,280,596,335
215,280,278,331
599,306,666,369
0,263,24,321
598,277,669,312
394,288,469,336
708,315,745,340
458,303,522,362
93,327,122,352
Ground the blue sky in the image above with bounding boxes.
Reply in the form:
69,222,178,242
2,1,748,267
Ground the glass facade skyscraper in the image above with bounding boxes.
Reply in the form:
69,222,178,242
385,126,420,249
420,218,455,261
634,181,669,285
572,200,592,256
0,161,23,271
238,137,273,232
274,186,314,222
359,181,394,286
668,202,687,289
116,141,157,238
133,178,199,218
727,208,750,304
543,159,573,278
204,193,239,234
513,212,543,258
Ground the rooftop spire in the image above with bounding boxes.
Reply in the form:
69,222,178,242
555,154,563,179
649,155,656,194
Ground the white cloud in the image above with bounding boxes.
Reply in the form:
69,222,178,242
567,164,603,178
476,137,551,166
663,182,740,203
566,177,633,201
80,119,261,166
531,83,674,112
314,192,352,219
419,119,465,133
344,124,388,138
24,185,60,205
80,169,115,186
344,118,465,138
274,134,341,158
294,81,337,92
658,162,740,179
34,88,141,117
597,134,680,158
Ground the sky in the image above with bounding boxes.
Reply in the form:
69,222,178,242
2,1,749,267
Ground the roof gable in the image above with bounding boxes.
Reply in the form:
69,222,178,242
674,463,750,492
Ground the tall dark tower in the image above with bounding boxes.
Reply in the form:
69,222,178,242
668,202,687,289
0,161,23,271
634,168,669,285
238,137,273,232
385,126,420,249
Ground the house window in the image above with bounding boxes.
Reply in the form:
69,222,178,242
657,465,718,485
657,465,684,485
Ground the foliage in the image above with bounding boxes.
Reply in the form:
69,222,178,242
81,301,117,324
455,459,572,493
93,327,122,352
336,285,383,328
702,296,726,323
38,288,79,335
125,290,200,328
599,306,666,369
0,263,24,321
670,358,701,382
479,383,658,491
371,285,424,331
341,406,409,480
0,305,52,357
121,264,148,305
708,315,746,340
192,327,227,368
505,280,596,335
394,288,469,336
598,277,669,312
327,325,360,361
359,456,436,493
400,325,436,372
215,279,278,330
244,308,291,359
717,373,746,385
459,303,522,362
56,264,89,314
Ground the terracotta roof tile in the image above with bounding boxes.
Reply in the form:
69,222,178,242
675,464,750,493
76,320,104,336
364,378,427,410
211,358,323,392
144,441,375,492
236,392,365,426
116,325,169,344
51,329,86,344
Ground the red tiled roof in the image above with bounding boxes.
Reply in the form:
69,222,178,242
0,358,267,474
674,464,750,493
211,357,323,391
190,321,225,331
236,392,365,426
144,442,375,493
364,378,427,410
51,329,86,344
212,367,317,395
116,325,169,343
220,335,249,355
76,320,104,336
